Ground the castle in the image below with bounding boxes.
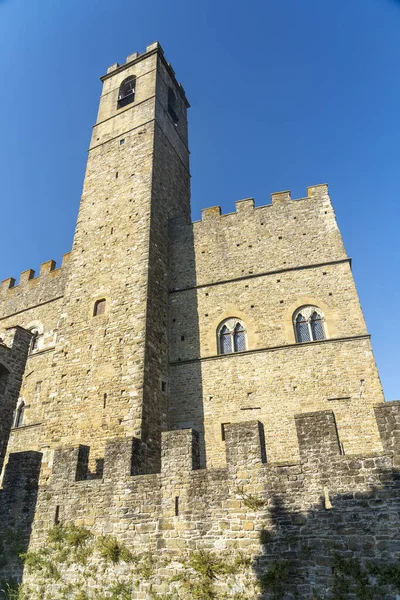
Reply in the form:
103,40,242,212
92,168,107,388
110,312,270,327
0,42,399,599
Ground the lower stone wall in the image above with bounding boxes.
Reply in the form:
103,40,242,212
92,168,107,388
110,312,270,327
1,402,400,599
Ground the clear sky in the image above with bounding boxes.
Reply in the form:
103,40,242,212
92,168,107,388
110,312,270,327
0,0,399,399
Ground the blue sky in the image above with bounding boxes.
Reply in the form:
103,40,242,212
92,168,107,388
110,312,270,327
0,0,399,398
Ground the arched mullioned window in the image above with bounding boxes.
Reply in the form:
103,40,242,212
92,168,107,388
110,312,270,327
217,318,247,355
93,299,106,317
117,76,136,108
293,306,326,343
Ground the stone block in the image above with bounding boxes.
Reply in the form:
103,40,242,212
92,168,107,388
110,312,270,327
161,429,200,474
225,421,267,468
375,401,400,452
295,410,341,462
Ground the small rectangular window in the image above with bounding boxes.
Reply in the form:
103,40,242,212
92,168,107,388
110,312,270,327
161,381,167,393
94,299,106,316
120,139,125,145
221,423,230,441
175,496,179,516
35,381,42,401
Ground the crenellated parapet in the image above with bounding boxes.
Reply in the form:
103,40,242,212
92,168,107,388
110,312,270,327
37,402,400,493
2,404,400,595
0,253,70,320
197,184,330,224
169,184,348,291
102,41,189,105
295,410,342,467
374,401,400,455
0,253,70,296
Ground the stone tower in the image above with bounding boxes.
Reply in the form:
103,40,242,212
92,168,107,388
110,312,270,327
44,42,190,473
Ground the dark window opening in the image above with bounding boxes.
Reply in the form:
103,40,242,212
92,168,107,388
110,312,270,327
94,299,106,317
175,496,179,516
117,76,136,108
310,311,325,341
168,87,179,125
221,423,230,441
161,381,167,393
220,325,232,354
15,403,25,428
54,505,60,525
30,330,39,352
296,313,311,343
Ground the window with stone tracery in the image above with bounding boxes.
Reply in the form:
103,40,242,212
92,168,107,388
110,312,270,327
293,306,326,343
217,318,247,354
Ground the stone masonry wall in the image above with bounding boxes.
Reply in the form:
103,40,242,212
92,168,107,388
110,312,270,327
0,258,69,477
170,337,384,467
0,327,33,473
168,187,384,467
169,185,346,291
2,401,398,599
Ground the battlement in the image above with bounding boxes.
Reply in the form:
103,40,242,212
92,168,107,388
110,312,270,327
105,41,164,75
169,182,347,290
0,252,70,297
198,184,330,223
43,403,400,488
3,409,399,598
102,41,189,105
0,325,32,353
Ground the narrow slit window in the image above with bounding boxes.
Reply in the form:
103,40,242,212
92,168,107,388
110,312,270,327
15,402,25,428
175,496,179,516
30,329,39,352
35,381,42,401
168,87,179,125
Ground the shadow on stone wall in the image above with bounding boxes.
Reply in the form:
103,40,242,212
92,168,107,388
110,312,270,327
250,417,400,598
168,218,206,466
0,451,42,587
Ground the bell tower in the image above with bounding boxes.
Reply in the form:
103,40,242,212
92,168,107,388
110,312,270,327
46,42,190,472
